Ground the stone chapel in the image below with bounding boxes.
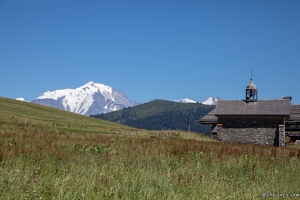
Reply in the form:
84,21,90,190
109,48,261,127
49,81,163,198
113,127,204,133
199,78,300,146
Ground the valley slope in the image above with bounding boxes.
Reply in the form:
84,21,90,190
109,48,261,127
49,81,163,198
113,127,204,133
0,96,136,134
92,99,215,133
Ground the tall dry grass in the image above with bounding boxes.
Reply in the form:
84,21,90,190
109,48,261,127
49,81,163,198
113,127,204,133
1,122,300,199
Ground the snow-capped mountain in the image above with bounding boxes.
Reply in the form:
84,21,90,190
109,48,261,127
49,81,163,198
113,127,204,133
174,97,220,105
201,97,219,105
174,98,197,103
31,81,139,116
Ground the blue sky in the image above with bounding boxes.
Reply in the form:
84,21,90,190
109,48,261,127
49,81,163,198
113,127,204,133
1,0,300,104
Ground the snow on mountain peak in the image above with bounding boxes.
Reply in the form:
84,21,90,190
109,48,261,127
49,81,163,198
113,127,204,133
32,81,139,115
201,97,219,105
174,97,220,105
78,81,114,101
174,98,197,103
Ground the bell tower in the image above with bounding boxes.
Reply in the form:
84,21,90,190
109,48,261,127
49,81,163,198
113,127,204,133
246,77,258,102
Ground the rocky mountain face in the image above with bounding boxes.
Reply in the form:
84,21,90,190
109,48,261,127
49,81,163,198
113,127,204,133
31,81,139,116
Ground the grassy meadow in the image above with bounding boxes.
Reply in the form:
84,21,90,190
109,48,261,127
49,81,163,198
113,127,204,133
0,97,300,199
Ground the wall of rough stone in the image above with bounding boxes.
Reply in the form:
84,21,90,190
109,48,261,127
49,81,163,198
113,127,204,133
217,117,284,146
278,125,285,147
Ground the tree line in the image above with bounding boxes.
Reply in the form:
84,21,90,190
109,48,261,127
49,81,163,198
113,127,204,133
92,107,213,134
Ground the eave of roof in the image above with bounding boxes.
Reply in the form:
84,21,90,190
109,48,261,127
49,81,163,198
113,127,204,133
199,108,217,123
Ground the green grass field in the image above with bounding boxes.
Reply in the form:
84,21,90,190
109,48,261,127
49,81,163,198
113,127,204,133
0,97,300,199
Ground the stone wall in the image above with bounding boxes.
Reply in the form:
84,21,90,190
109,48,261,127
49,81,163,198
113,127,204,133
217,117,284,146
278,125,285,147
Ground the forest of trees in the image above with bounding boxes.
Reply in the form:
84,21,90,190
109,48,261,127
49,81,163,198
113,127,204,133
92,106,213,134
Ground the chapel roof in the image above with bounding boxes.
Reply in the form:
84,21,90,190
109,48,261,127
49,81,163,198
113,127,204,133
214,100,290,116
199,101,299,124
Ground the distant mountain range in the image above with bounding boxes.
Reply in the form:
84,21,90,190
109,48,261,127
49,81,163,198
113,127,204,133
174,98,197,103
17,81,220,117
17,81,218,133
175,97,220,105
91,99,215,133
31,81,139,116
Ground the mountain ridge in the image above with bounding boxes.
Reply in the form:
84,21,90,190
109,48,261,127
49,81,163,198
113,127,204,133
174,97,220,105
174,98,197,103
92,99,215,133
29,81,219,117
32,81,139,116
201,97,220,105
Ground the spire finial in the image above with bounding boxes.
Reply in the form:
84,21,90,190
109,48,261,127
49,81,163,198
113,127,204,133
251,68,253,80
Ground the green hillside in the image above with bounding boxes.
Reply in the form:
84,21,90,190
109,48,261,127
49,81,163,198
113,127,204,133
0,96,137,134
92,99,215,133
